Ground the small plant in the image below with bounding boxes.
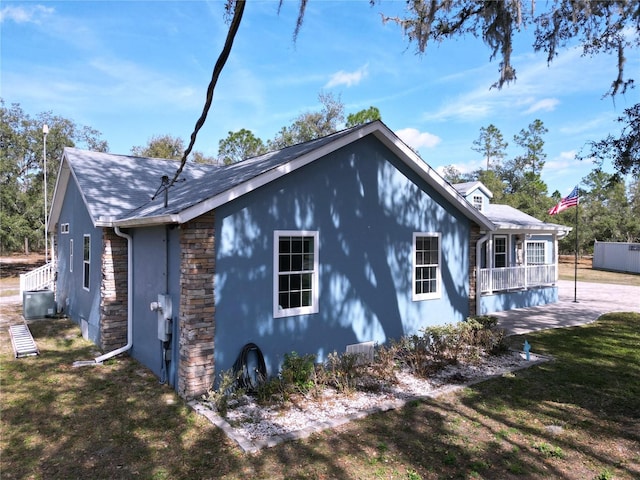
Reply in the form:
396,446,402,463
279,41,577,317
406,468,422,480
202,369,244,417
533,441,565,459
443,451,457,465
594,469,614,480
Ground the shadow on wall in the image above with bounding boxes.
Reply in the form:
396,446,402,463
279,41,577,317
214,137,471,376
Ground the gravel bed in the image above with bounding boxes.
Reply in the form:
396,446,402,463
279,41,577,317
197,350,547,448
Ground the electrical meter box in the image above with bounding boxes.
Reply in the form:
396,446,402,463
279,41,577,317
23,290,56,320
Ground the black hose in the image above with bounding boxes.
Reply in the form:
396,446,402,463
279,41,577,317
232,342,267,393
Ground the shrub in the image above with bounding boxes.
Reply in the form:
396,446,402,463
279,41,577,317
203,368,245,417
325,351,363,393
280,351,317,394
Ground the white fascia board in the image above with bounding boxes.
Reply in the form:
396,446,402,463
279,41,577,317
112,214,180,228
371,128,496,231
48,155,70,230
493,224,573,234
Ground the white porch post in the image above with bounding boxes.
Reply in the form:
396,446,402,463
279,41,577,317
553,233,559,283
524,237,528,289
489,236,493,294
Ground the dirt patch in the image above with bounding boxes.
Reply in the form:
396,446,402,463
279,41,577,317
0,254,46,279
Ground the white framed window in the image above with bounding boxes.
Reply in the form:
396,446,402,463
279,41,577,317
83,234,90,291
69,239,73,273
472,195,483,211
494,235,507,268
526,241,546,265
61,223,70,234
412,232,441,300
273,230,319,318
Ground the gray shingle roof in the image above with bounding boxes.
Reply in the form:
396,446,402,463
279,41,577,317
61,148,217,224
484,204,570,232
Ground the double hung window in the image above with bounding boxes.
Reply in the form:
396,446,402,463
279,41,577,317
526,241,546,265
412,233,441,300
494,236,507,268
274,231,319,317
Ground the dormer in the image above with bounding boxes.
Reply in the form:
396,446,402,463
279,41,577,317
452,181,493,212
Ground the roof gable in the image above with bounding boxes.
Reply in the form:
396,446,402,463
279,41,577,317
452,181,493,199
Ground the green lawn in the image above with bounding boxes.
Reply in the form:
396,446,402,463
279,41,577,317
1,310,639,479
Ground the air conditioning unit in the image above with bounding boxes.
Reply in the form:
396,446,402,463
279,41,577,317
23,290,56,320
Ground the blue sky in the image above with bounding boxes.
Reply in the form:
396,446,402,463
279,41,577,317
2,1,638,197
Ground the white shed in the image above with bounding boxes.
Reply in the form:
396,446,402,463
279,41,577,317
593,241,640,274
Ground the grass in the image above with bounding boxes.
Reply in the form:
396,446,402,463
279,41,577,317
1,305,639,479
558,256,640,286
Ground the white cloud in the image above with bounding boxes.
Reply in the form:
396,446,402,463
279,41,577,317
395,128,441,150
325,64,369,88
0,5,53,24
524,98,560,114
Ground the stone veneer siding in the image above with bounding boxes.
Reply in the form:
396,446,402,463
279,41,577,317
468,224,482,317
100,229,128,351
177,212,216,399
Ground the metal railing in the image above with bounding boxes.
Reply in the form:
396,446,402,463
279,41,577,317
479,264,556,294
19,262,55,295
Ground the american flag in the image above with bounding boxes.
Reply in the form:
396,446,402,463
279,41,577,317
548,186,579,215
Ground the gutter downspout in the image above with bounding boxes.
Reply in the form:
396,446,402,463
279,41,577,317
476,232,491,316
94,226,133,363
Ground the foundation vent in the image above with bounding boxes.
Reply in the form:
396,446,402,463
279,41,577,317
345,341,375,364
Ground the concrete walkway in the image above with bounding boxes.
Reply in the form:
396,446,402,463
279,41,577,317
493,280,640,335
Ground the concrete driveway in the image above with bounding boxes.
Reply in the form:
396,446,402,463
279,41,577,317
493,280,640,335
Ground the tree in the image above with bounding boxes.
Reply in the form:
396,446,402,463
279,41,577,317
218,128,267,165
131,134,216,164
345,106,381,128
268,92,345,150
441,165,465,184
0,99,108,253
471,124,508,171
131,134,185,160
578,103,640,180
378,0,638,96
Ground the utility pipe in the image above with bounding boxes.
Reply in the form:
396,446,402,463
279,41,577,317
475,232,491,316
94,226,133,363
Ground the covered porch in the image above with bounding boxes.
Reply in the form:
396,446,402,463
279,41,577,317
475,217,571,314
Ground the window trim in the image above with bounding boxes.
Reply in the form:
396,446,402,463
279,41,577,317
83,234,90,291
526,240,546,265
273,230,319,318
61,223,70,234
69,239,73,273
412,232,442,301
472,195,483,211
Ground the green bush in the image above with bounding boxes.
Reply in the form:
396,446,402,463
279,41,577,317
280,351,317,394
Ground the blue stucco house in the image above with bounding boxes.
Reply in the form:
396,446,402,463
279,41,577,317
46,121,570,398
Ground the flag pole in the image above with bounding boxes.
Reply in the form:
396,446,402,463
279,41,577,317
573,190,579,303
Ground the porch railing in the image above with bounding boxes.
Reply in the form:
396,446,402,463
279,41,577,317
19,262,55,295
479,264,556,294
